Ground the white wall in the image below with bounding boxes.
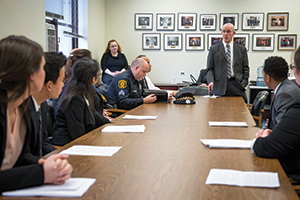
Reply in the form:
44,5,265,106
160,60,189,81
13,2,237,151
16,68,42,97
88,0,106,61
104,0,300,84
0,0,46,50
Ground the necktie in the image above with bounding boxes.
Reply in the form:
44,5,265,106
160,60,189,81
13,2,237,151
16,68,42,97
37,108,43,157
226,44,231,79
143,77,149,89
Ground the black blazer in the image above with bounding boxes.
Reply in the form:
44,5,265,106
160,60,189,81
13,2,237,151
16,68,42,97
52,89,110,146
0,90,44,193
29,98,56,157
206,42,249,95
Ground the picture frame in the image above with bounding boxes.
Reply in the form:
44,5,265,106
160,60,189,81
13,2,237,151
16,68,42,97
242,13,264,31
278,34,297,50
200,14,216,31
156,13,175,31
185,34,205,51
135,13,153,30
207,33,223,50
252,34,274,51
267,12,289,31
233,33,249,51
178,13,197,31
219,13,239,30
164,33,182,50
142,33,161,50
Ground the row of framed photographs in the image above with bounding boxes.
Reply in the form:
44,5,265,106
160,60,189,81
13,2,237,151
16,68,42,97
135,12,289,31
142,33,297,51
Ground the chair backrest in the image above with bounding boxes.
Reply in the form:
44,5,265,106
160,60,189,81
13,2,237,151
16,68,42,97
251,90,269,116
179,85,209,96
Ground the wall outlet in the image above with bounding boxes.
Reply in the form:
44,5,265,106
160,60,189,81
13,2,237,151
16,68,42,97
180,71,185,76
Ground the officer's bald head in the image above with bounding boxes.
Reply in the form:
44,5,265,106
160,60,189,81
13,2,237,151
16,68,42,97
131,58,149,81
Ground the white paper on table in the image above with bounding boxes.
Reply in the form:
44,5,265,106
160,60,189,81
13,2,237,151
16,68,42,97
123,115,157,120
200,139,252,149
60,145,122,156
202,95,220,98
205,169,280,188
209,121,248,127
2,178,96,197
102,125,146,132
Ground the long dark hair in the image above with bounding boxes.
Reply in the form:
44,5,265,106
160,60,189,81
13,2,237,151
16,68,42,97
57,57,99,112
0,35,44,106
64,49,92,83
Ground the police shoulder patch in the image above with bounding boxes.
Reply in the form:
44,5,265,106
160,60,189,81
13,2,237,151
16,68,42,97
118,80,127,89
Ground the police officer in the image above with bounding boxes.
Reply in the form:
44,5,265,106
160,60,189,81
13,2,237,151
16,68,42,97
107,58,157,110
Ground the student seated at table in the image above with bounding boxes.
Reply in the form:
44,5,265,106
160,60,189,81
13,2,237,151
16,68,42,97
29,52,66,157
52,49,92,111
0,35,72,193
255,56,300,134
107,58,157,110
252,46,300,178
52,57,110,146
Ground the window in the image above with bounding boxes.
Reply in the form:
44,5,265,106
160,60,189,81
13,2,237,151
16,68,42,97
45,0,87,55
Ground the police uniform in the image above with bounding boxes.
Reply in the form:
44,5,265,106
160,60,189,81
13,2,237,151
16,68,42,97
107,69,143,110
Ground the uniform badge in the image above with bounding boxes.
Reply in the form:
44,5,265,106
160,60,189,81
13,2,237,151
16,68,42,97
119,90,125,96
118,80,127,89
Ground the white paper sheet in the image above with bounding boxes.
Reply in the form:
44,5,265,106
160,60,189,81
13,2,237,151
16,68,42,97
2,178,96,197
200,139,252,149
209,121,248,127
202,95,220,98
60,145,122,156
123,115,157,120
206,169,280,188
102,125,146,132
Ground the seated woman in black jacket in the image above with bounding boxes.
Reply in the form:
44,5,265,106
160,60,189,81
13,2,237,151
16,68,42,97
252,46,300,179
52,57,110,146
0,35,72,193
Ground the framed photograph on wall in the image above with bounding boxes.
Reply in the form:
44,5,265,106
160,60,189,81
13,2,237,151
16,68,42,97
219,13,239,30
156,13,175,31
186,33,204,51
278,34,297,50
200,14,216,30
233,33,249,51
142,33,161,50
178,13,197,31
242,13,264,31
267,12,289,31
135,13,153,30
252,34,274,51
207,33,223,50
164,33,182,50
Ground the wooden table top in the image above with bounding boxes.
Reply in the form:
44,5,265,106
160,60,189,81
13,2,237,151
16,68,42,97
2,97,298,200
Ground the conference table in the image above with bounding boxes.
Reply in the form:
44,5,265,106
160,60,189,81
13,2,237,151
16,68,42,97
2,96,298,199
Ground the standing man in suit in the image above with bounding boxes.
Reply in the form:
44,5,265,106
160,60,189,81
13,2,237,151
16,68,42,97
30,52,66,157
206,23,249,102
255,56,300,137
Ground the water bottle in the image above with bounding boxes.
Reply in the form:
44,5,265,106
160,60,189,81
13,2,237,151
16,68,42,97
257,65,266,87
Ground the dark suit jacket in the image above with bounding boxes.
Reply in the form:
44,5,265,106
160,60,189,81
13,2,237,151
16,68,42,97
52,89,110,146
268,79,300,130
29,98,56,157
206,42,249,95
0,90,43,193
253,100,300,176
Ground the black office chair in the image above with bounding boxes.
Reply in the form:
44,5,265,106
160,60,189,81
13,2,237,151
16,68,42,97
246,90,269,128
179,85,208,96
